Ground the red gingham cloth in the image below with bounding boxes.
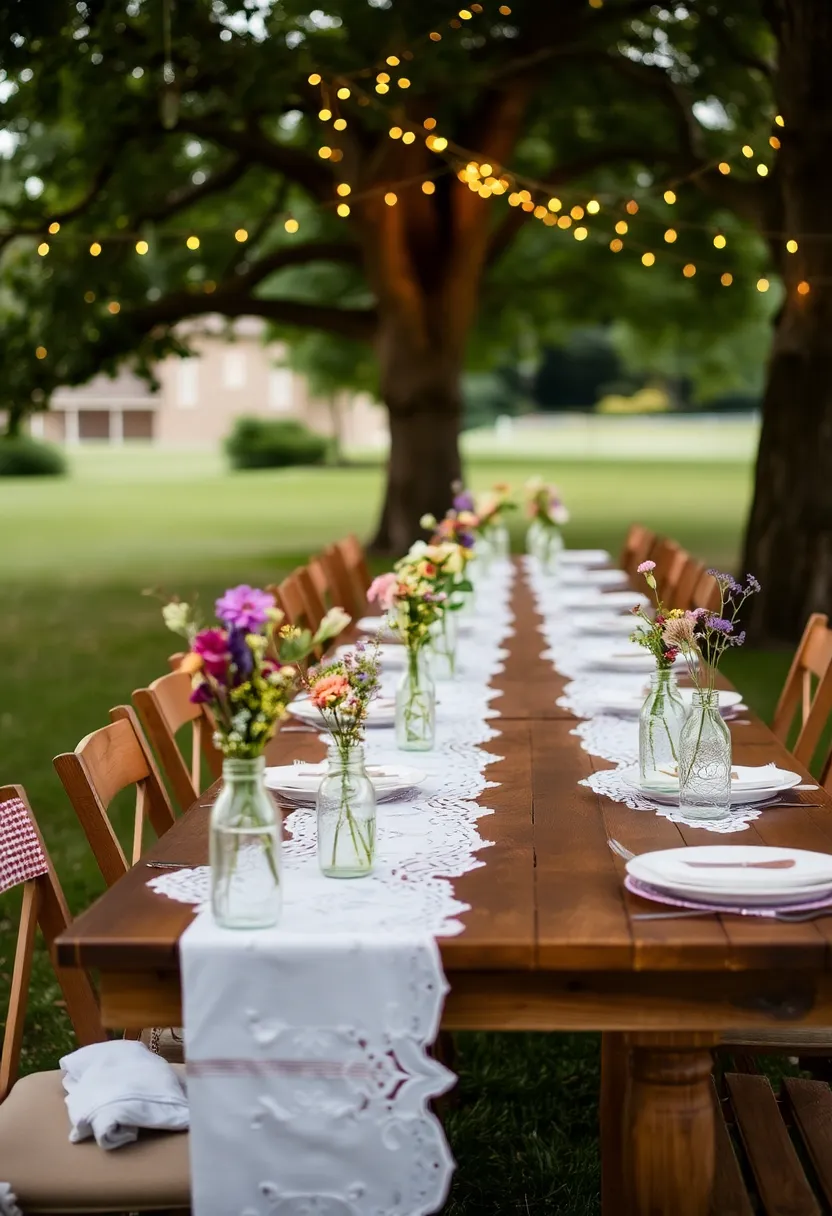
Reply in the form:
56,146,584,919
0,796,48,895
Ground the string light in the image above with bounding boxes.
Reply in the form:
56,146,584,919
422,180,436,194
770,136,781,149
574,226,588,241
384,192,398,206
718,162,731,174
682,263,696,277
586,199,600,214
375,82,389,94
775,114,785,127
664,228,677,243
533,204,547,219
90,242,102,256
521,199,535,212
797,280,810,295
318,146,332,159
480,163,493,176
284,218,299,233
136,239,149,254
428,136,448,151
37,242,49,255
389,126,402,139
556,214,571,228
234,229,248,242
337,203,350,217
786,238,799,253
107,301,121,313
720,272,733,286
319,108,332,121
308,73,322,85
186,235,200,249
459,8,473,18
757,164,768,176
333,118,347,131
663,190,676,204
570,204,584,220
337,183,351,196
713,234,727,249
429,31,441,41
625,200,639,215
336,86,350,99
498,4,512,12
398,78,411,88
547,197,562,212
386,56,400,66
742,145,754,158
542,213,556,227
36,345,47,359
641,252,655,266
402,131,415,144
756,277,770,292
84,291,95,302
48,221,60,234
615,220,628,234
423,117,437,130
377,72,390,83
610,238,623,252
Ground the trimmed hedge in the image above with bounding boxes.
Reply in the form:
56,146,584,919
0,436,67,477
225,416,329,470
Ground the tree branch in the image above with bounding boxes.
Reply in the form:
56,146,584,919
135,158,252,227
231,240,363,293
175,117,333,201
0,157,117,253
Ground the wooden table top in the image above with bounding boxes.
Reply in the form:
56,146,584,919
55,560,832,981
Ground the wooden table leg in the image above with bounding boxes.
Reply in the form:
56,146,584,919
626,1032,719,1216
601,1032,632,1216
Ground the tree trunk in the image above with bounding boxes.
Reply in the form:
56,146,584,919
741,0,832,642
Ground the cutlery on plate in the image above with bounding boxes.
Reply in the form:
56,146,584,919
282,725,323,734
607,838,636,862
683,858,797,870
145,860,192,870
632,907,832,923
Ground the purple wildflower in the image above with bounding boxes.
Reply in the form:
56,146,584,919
705,615,734,634
458,530,476,549
453,490,476,512
744,573,761,594
227,626,254,682
215,584,275,632
190,681,212,704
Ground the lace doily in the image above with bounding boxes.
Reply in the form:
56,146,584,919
152,564,516,1216
581,765,763,833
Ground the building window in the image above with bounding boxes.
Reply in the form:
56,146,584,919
176,359,199,408
223,350,247,390
269,368,294,412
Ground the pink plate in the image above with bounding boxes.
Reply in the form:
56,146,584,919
625,874,832,918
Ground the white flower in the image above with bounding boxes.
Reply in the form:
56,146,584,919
408,540,429,558
551,504,570,526
420,512,437,530
162,601,192,637
316,606,351,642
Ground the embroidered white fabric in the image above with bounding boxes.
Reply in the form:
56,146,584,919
523,556,759,834
149,562,516,1216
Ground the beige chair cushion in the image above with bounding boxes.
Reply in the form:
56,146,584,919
0,1070,190,1212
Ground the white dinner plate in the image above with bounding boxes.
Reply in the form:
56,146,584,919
334,642,407,669
627,845,832,905
555,590,650,613
577,614,640,637
557,569,629,590
587,686,742,718
579,649,687,675
558,549,612,567
677,687,744,712
288,695,397,728
356,615,400,642
265,762,425,804
637,764,802,806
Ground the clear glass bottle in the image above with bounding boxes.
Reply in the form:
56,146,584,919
678,689,732,821
639,670,688,785
525,518,544,559
429,608,459,681
210,756,281,929
540,525,563,574
316,741,376,878
491,522,510,561
396,646,436,751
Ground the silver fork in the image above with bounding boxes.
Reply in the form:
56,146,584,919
607,838,635,862
632,907,832,923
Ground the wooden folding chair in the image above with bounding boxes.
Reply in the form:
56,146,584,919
53,705,176,886
133,670,222,814
647,538,682,601
297,566,327,634
691,568,722,613
321,542,365,618
0,786,189,1210
339,534,371,594
673,556,705,611
620,524,656,578
771,613,832,768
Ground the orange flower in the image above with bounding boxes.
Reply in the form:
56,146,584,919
180,651,204,675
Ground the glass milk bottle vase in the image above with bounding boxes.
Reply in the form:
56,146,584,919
525,518,544,559
539,525,563,573
638,670,687,785
396,646,436,751
491,522,510,561
429,608,459,681
316,742,376,878
210,756,282,929
678,689,732,821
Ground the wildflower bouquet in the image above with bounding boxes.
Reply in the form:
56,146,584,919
524,477,570,528
630,560,679,671
395,540,472,677
163,585,350,758
420,503,478,558
662,570,761,691
306,643,381,748
475,482,516,530
367,565,447,653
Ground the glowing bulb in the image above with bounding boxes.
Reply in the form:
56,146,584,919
389,126,402,139
234,229,248,243
430,136,448,151
589,0,603,7
398,77,411,89
318,146,332,159
384,192,398,206
682,263,696,278
337,86,350,99
48,221,60,234
775,114,785,127
135,239,149,254
480,164,493,176
186,235,200,249
713,234,727,248
533,204,547,219
508,192,521,207
557,215,571,229
610,238,623,252
625,199,639,214
308,73,321,85
37,242,49,255
337,183,351,196
547,197,561,212
664,228,677,243
720,272,733,286
718,162,731,174
786,239,799,253
375,83,389,94
757,277,770,292
797,280,810,295
742,145,753,158
757,163,768,176
377,72,390,83
429,31,441,41
337,203,350,217
386,56,400,66
641,252,655,266
586,199,600,214
284,218,299,233
663,190,677,204
333,118,347,131
402,131,415,144
459,8,473,17
615,220,628,235
35,346,47,359
570,205,584,220
318,108,332,121
107,301,121,313
498,4,511,12
423,117,437,130
574,226,588,241
84,291,95,302
543,213,556,226
422,180,436,195
770,135,781,149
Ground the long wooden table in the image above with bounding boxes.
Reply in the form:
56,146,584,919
55,561,832,1216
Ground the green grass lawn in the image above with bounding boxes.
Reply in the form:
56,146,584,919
0,443,789,1214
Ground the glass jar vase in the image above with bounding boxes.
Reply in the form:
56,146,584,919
395,646,436,751
678,689,732,821
639,670,688,785
491,522,510,561
525,518,544,559
210,756,282,929
539,525,563,574
429,608,459,681
316,741,376,878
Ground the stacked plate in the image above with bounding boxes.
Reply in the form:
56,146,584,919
578,645,688,675
578,613,642,638
558,549,612,568
334,642,407,669
637,763,802,806
287,694,397,728
557,568,630,591
356,615,399,643
554,589,650,614
265,762,426,806
585,686,744,718
626,845,832,913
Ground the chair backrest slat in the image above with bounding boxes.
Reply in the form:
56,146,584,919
675,557,705,610
297,566,327,634
773,614,832,767
620,525,656,578
54,706,176,886
321,543,363,618
134,670,221,814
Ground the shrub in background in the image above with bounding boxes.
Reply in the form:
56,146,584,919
0,435,67,477
225,416,329,470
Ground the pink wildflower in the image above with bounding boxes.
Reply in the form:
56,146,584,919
192,628,230,680
637,560,656,574
367,572,398,612
310,673,350,709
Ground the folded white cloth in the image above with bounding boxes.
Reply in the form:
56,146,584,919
0,1183,21,1216
60,1040,189,1150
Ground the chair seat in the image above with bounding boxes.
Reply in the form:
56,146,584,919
0,1069,190,1213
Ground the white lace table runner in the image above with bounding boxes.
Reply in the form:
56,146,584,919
150,561,516,1216
524,556,758,834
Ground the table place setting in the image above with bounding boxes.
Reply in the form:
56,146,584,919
142,509,517,1216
